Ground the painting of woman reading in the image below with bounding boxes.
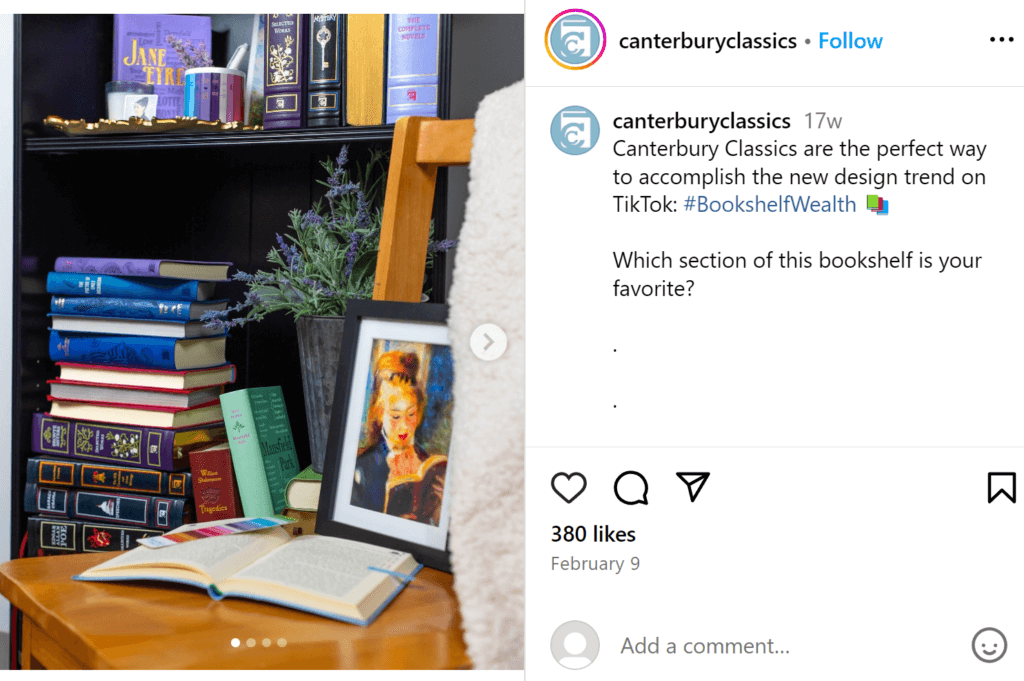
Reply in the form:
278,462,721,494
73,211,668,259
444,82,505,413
350,341,453,526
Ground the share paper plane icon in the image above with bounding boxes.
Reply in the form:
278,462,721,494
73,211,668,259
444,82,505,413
676,473,710,502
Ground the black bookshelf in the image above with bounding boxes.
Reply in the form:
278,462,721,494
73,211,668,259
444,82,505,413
24,126,397,153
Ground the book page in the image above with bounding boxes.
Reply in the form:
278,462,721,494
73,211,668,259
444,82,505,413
227,535,411,605
82,522,291,585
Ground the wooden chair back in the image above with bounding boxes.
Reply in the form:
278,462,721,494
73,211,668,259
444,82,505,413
372,117,475,302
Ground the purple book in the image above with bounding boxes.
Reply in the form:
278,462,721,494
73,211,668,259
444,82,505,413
264,14,305,129
113,14,212,120
210,72,221,121
31,412,227,472
54,258,231,282
386,14,440,124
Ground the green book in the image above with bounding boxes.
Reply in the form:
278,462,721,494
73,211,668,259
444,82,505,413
285,465,322,512
219,386,301,516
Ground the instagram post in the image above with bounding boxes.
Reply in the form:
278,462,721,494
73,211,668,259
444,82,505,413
3,0,1023,678
3,4,525,672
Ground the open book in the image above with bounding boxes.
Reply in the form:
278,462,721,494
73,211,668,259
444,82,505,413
74,520,421,626
385,455,447,522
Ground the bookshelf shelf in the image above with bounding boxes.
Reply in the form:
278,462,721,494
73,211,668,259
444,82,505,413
25,126,397,154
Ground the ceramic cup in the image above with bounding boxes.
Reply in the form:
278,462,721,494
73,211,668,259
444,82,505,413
182,67,246,122
105,81,157,122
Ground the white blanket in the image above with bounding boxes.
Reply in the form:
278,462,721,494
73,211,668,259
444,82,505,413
447,79,525,670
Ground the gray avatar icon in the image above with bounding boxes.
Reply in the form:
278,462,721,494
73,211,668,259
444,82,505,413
551,620,600,669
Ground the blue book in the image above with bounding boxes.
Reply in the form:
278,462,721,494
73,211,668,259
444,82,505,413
49,330,227,371
51,296,228,321
47,272,216,302
385,14,440,124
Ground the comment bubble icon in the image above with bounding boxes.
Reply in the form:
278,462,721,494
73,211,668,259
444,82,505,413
614,471,649,505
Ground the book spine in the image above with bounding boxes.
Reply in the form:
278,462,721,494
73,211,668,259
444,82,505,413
219,390,275,516
31,412,183,471
50,296,197,320
46,272,202,301
112,15,126,82
307,14,343,127
25,516,162,556
189,448,243,521
211,72,221,120
345,15,386,126
27,485,192,530
27,456,192,497
199,72,212,120
247,387,300,514
54,257,164,277
49,330,179,370
264,14,305,129
184,73,197,117
385,14,440,124
227,72,242,122
246,14,266,126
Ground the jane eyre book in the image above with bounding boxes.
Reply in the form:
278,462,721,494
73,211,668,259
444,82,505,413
112,14,212,119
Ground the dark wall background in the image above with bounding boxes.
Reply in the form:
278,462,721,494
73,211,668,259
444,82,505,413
446,14,525,286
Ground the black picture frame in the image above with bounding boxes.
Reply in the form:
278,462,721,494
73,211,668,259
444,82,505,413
315,299,453,572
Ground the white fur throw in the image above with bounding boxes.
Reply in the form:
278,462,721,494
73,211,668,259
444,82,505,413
447,79,525,670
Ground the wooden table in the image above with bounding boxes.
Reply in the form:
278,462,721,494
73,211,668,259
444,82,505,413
0,552,470,669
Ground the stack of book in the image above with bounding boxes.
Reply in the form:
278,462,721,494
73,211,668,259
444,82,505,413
24,257,235,557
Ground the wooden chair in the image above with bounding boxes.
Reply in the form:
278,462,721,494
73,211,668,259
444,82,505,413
372,117,475,302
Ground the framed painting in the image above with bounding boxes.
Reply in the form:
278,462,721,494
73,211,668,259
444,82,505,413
316,300,454,571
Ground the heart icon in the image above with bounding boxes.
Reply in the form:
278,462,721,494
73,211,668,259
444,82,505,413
551,472,587,504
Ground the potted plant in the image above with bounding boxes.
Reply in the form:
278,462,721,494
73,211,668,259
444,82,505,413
203,146,455,472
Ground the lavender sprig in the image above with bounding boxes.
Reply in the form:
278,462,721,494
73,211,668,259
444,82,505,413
211,145,457,327
164,34,213,69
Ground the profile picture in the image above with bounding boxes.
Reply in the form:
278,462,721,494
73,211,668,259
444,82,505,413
550,105,600,155
545,9,606,69
350,339,453,526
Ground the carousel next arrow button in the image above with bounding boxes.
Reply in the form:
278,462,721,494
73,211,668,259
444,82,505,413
470,323,507,361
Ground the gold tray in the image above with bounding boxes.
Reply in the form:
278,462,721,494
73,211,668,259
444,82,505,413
44,115,263,135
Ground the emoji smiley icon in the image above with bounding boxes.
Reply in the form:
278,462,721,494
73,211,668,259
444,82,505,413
972,627,1007,663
